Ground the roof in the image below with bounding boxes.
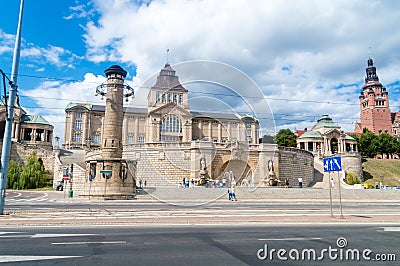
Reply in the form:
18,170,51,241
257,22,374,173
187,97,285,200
191,111,241,121
152,64,188,92
65,103,93,111
21,114,52,126
313,114,340,129
298,130,323,139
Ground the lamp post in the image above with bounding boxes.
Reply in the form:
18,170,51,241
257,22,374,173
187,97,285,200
0,0,24,215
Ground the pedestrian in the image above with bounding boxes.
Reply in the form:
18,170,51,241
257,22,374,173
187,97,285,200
330,178,335,189
228,187,232,200
285,178,289,188
139,179,143,189
144,180,147,188
191,178,195,187
222,177,226,188
183,178,186,188
298,177,303,188
230,185,237,201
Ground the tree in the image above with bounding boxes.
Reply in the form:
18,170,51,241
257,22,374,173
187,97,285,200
7,160,22,189
275,129,297,147
358,129,378,157
6,152,49,190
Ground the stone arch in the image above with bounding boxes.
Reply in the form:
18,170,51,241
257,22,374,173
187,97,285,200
217,159,252,185
330,138,338,154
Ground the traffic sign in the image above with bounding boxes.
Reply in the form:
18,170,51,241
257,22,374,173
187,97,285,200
323,156,342,172
100,170,112,175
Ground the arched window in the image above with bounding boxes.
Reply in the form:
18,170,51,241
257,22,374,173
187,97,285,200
160,115,182,133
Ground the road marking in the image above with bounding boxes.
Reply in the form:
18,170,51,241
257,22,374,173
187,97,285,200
31,234,97,238
383,227,400,232
258,237,322,241
0,232,24,235
52,241,126,245
0,256,82,263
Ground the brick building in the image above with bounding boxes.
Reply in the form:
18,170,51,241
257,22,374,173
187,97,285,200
355,58,399,136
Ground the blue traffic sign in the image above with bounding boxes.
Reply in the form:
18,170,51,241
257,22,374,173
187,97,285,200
323,156,342,172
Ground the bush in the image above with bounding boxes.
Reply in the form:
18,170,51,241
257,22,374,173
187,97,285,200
7,152,48,190
346,172,360,185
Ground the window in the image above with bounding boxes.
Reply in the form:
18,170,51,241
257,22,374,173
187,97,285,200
173,93,177,103
160,115,182,133
73,133,81,143
179,94,183,104
138,136,145,143
156,91,161,103
167,92,172,103
93,133,100,144
75,120,82,130
75,111,82,118
247,129,252,138
128,134,135,144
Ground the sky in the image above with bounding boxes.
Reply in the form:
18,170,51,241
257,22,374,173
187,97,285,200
1,0,400,141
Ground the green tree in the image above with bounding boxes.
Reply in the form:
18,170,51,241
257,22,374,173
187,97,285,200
346,172,360,185
358,129,378,157
275,129,297,147
19,152,48,189
7,160,22,189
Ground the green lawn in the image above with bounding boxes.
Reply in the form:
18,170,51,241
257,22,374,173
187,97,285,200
362,158,400,187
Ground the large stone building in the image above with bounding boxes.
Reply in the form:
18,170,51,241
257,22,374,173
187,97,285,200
62,63,315,192
355,58,399,136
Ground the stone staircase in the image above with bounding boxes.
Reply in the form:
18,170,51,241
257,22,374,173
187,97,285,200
135,186,399,202
311,157,359,189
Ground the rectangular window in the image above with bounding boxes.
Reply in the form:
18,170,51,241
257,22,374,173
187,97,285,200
73,133,81,143
173,93,177,103
167,92,172,103
247,129,252,138
93,133,100,144
128,134,135,144
75,112,82,118
156,91,161,103
162,93,166,103
138,136,145,143
75,120,82,130
179,94,183,104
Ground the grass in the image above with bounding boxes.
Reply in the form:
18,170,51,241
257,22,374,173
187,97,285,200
362,158,400,187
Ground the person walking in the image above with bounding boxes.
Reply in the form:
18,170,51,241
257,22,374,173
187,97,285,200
330,178,335,189
285,178,289,188
298,177,303,188
230,176,237,201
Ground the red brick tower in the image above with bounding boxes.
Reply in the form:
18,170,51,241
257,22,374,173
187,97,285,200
358,58,392,135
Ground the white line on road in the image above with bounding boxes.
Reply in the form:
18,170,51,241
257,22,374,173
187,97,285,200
258,237,322,241
52,241,127,245
0,256,82,263
31,234,96,238
383,227,400,232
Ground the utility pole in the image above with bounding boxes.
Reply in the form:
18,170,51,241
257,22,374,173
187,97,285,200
0,0,24,215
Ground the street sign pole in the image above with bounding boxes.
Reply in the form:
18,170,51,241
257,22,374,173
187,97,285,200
104,178,107,197
338,171,344,219
329,172,334,217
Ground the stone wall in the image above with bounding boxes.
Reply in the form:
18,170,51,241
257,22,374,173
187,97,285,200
0,141,55,182
276,146,314,187
123,144,191,187
341,152,363,181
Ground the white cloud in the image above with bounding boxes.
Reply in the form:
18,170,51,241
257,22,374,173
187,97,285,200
34,0,400,137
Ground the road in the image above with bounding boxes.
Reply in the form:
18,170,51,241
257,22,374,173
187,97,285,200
0,224,398,265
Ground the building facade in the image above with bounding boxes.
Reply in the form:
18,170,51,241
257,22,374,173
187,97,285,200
297,115,358,156
63,63,315,191
355,58,398,136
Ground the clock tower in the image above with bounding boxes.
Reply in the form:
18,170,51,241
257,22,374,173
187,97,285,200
357,58,392,135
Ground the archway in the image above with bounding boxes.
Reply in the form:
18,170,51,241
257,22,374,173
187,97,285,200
217,159,251,185
330,138,338,154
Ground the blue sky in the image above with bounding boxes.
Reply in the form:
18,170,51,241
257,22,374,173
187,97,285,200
1,0,400,140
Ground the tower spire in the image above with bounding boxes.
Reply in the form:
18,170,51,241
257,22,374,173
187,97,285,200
166,48,170,64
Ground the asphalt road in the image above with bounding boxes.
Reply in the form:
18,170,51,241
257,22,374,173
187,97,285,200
0,224,398,265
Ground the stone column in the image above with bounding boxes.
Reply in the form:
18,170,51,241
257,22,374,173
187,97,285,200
83,65,134,199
